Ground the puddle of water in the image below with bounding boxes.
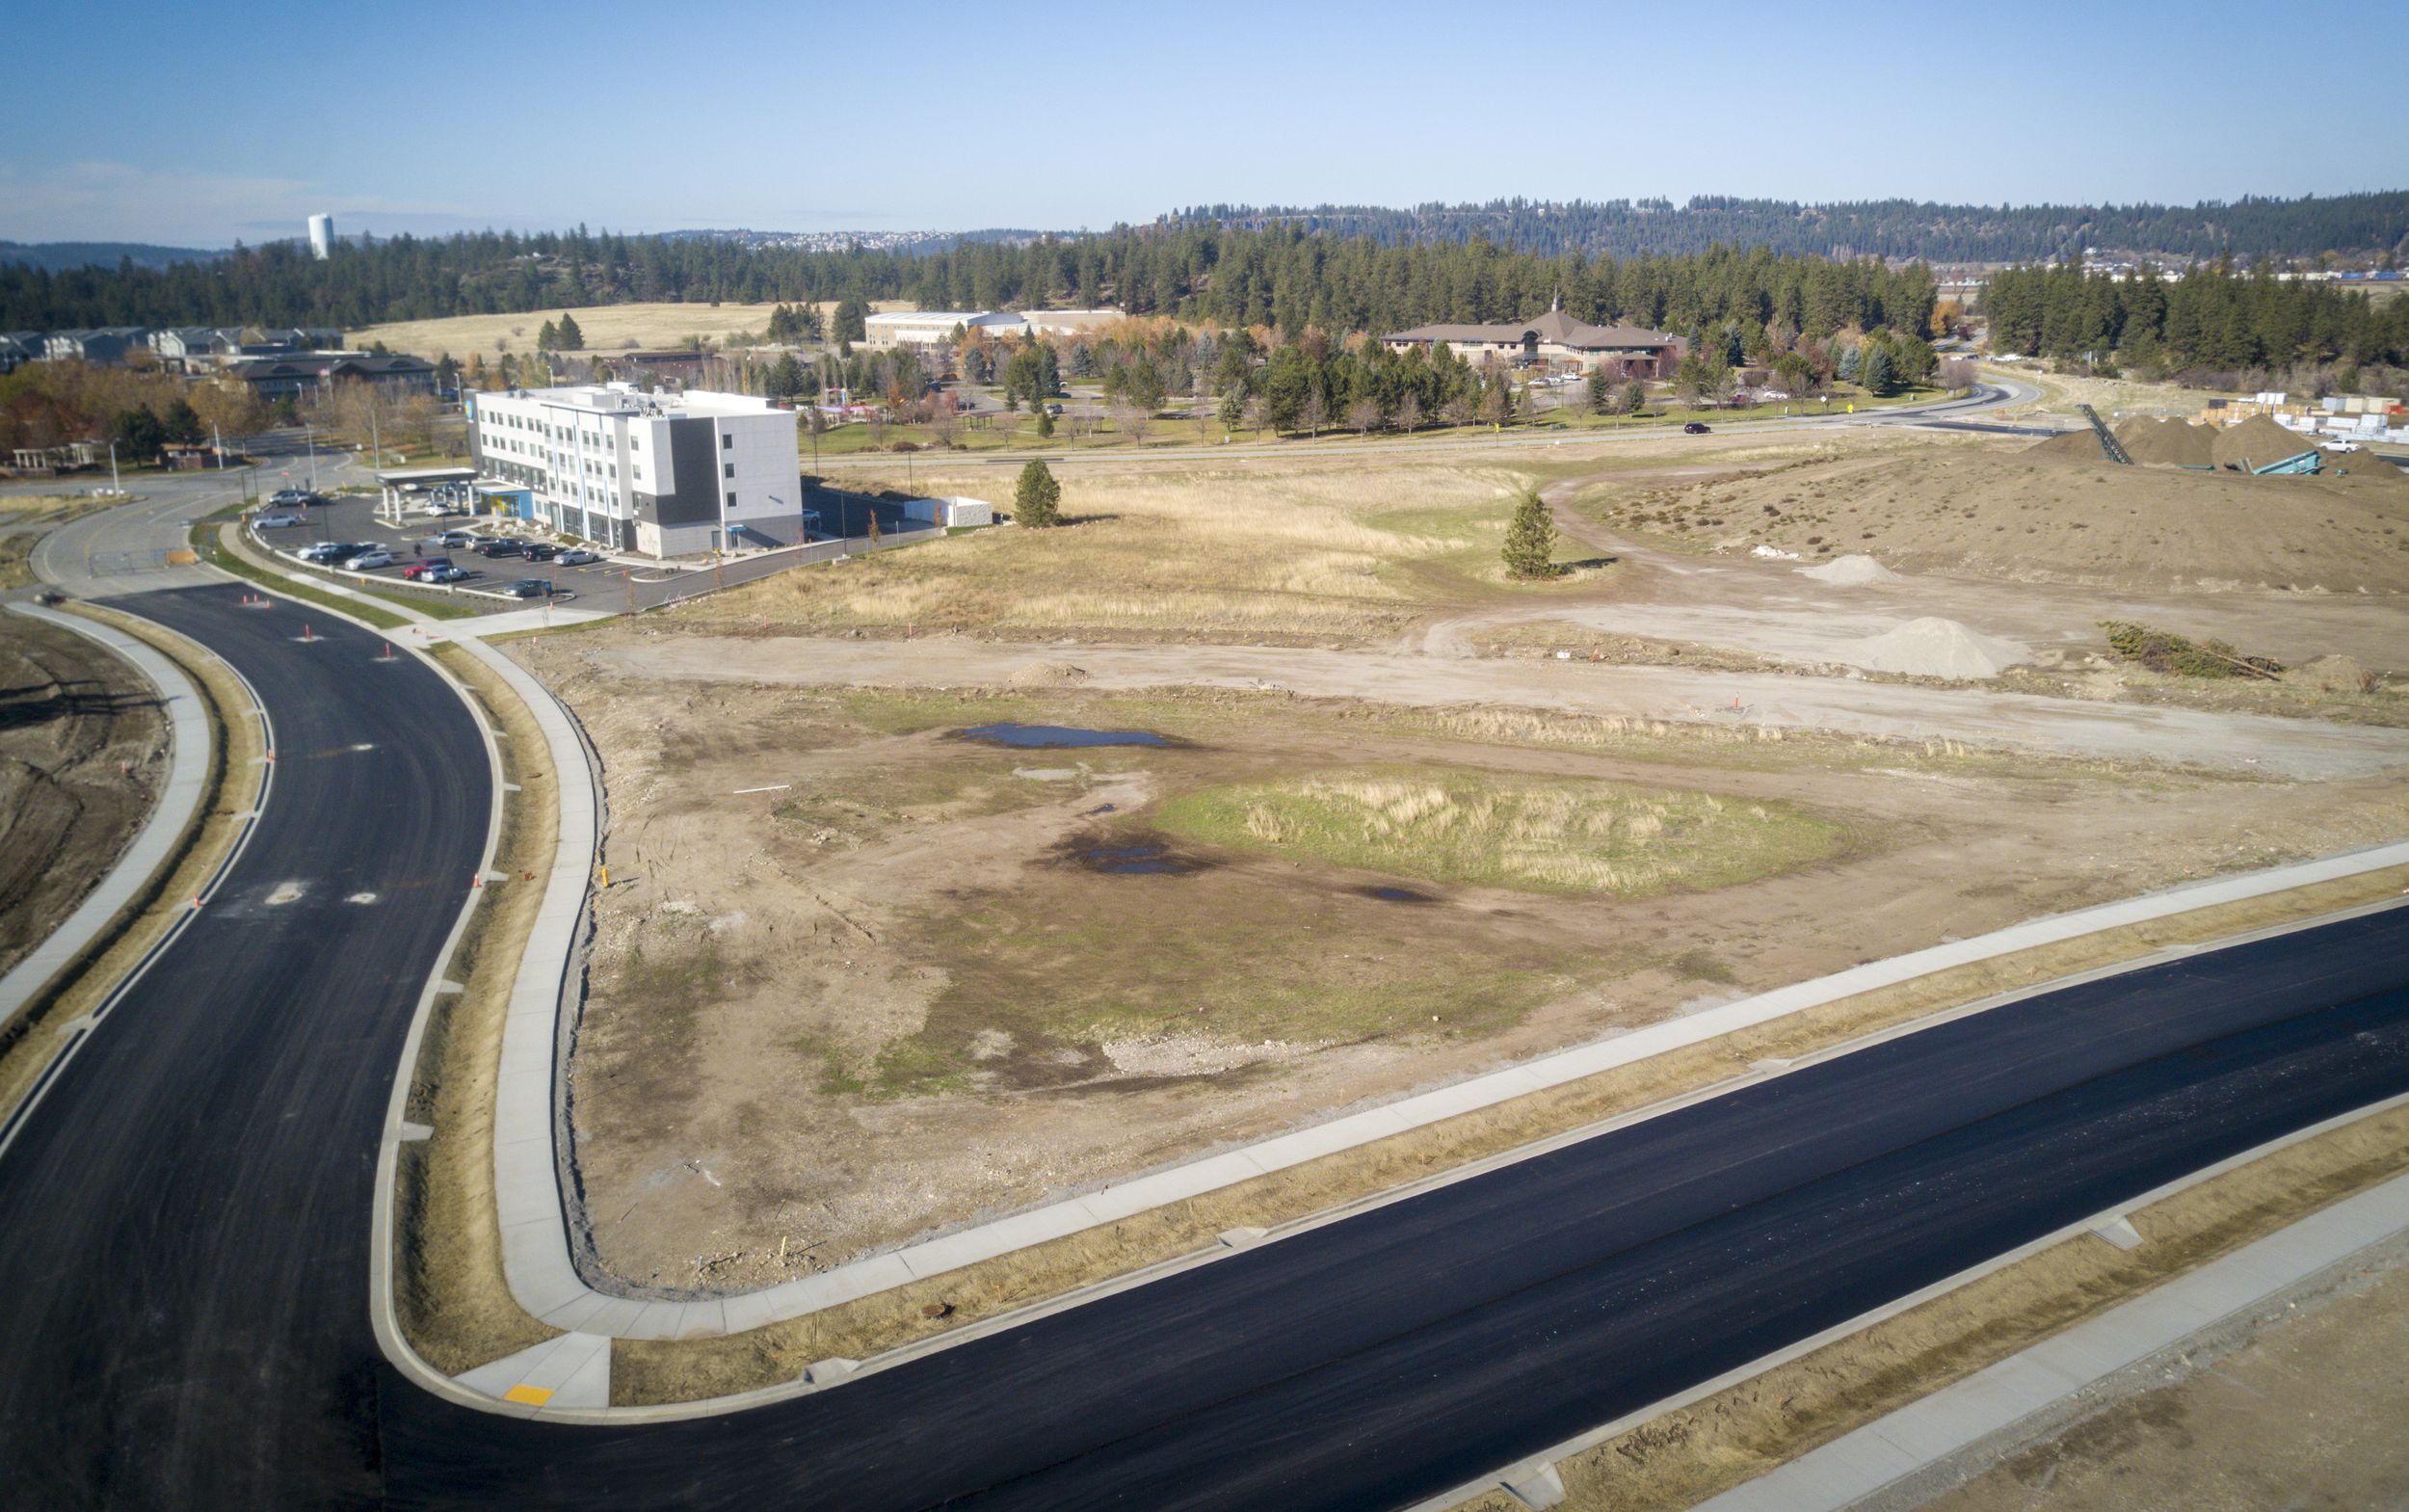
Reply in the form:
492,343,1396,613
1076,841,1194,876
1086,803,1117,815
1360,886,1436,904
960,722,1167,749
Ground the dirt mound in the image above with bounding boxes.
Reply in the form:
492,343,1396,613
2287,654,2375,695
1799,554,1900,586
1663,446,2409,595
2028,429,2108,460
1823,617,2026,679
2115,418,2216,468
1008,660,1090,687
2211,416,2311,470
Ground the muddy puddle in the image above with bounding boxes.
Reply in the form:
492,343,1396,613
1357,886,1438,903
1058,835,1201,875
958,722,1170,749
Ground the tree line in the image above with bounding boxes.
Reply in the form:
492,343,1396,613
1981,260,2409,389
0,225,1942,352
1160,194,2409,265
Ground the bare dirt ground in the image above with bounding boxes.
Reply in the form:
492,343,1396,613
513,633,2409,1298
0,616,165,978
1910,1237,2409,1512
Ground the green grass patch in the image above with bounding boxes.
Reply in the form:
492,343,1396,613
1154,765,1849,897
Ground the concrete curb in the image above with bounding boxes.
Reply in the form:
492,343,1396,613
1405,1076,2409,1512
1689,1162,2409,1512
480,826,2409,1353
0,605,276,1162
0,604,212,1027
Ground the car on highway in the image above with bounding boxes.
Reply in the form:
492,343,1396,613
501,578,556,598
557,548,601,566
401,557,455,580
343,548,395,571
1682,421,1712,434
475,539,526,558
250,512,303,529
423,565,471,584
522,543,559,562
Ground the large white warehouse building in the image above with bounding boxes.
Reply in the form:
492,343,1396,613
467,385,801,558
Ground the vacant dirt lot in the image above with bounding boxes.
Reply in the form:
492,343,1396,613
0,616,165,980
1915,1238,2409,1512
515,634,2409,1298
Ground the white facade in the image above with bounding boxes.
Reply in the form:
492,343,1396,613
307,213,333,260
861,309,1026,350
468,385,801,558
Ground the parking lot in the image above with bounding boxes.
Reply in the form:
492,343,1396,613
244,486,942,616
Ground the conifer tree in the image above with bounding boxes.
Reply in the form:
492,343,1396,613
1014,459,1061,527
1500,487,1559,579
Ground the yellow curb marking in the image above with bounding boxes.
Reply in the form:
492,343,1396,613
502,1384,554,1406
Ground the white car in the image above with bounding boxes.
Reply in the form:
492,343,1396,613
344,549,395,570
2319,439,2362,454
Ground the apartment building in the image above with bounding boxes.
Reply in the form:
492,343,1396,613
466,384,801,558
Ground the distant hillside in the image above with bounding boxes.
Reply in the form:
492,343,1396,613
0,240,226,273
1160,194,2409,265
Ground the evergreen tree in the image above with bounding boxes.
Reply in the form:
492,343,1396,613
1014,459,1062,527
1500,487,1560,580
556,312,584,350
537,319,559,351
1585,365,1614,414
1859,339,1897,396
833,298,868,348
1623,379,1648,415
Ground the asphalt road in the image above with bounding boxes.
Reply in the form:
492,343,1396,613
0,583,490,1509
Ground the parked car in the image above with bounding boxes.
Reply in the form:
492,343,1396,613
251,512,302,529
299,542,357,563
343,549,395,571
522,543,559,562
475,539,526,558
270,489,323,506
437,529,477,548
557,548,601,566
1682,421,1712,434
423,565,470,584
2321,439,2363,454
502,578,554,598
402,557,455,580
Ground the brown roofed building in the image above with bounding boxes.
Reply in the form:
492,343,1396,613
1383,303,1683,376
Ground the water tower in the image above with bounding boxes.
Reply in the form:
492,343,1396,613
307,213,334,260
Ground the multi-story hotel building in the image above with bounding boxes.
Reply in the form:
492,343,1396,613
466,385,801,557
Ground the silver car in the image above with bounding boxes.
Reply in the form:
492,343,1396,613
344,549,395,570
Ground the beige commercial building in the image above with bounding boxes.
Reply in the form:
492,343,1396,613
1383,305,1682,376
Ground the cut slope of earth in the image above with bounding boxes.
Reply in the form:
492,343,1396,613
1591,445,2409,594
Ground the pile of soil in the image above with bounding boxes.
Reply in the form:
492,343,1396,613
1823,617,2026,680
2211,416,2313,470
1799,554,1900,586
2115,418,2216,467
2287,654,2376,695
1008,661,1090,687
1684,447,2409,594
2028,429,2108,461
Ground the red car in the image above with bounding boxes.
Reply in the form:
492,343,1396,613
402,557,455,580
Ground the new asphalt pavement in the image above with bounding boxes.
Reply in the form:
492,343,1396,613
1,542,2405,1510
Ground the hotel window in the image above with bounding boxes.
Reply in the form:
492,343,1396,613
725,491,736,508
724,462,734,478
721,434,732,449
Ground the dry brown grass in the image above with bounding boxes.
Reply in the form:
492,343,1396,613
664,460,1556,645
355,300,913,363
607,862,2409,1405
1451,1101,2409,1512
0,605,250,1122
388,643,562,1373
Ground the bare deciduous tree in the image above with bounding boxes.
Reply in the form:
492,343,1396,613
1345,396,1380,436
1394,392,1423,433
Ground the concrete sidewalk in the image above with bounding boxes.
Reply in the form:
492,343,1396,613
0,604,212,1027
1691,1167,2409,1512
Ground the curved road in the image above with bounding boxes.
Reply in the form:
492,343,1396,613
5,455,2409,1510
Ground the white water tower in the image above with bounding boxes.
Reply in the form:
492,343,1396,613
308,213,334,260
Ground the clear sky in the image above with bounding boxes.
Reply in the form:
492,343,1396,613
6,0,2403,247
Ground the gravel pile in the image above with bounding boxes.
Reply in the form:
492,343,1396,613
1799,554,1900,586
1824,617,2027,680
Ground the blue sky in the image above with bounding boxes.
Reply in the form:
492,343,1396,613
6,0,2403,247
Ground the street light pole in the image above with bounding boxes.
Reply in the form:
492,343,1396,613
108,439,120,495
305,423,318,491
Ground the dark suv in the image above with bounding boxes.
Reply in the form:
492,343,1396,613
475,538,526,558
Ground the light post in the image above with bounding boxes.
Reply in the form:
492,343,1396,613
108,439,120,495
305,423,318,491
